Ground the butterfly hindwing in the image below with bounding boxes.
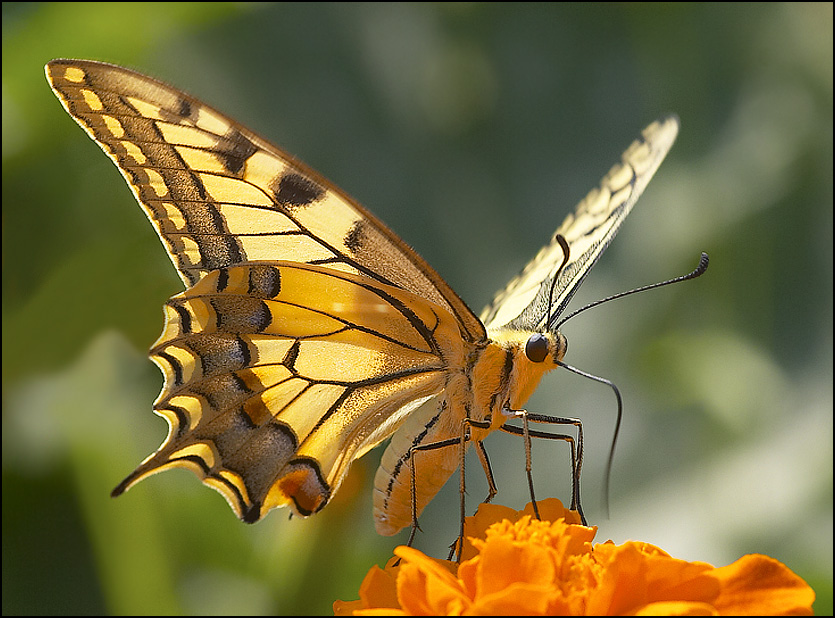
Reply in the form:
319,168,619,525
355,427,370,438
480,115,679,333
113,261,464,520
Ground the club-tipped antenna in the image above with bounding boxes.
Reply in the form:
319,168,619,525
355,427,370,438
545,235,572,331
553,252,709,332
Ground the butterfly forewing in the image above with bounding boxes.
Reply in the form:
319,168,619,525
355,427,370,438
45,59,484,341
480,115,679,333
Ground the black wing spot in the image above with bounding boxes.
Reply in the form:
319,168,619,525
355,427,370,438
283,340,301,371
189,334,251,376
191,373,253,411
168,299,193,334
344,220,365,253
273,173,325,208
247,265,281,299
157,97,194,124
216,267,229,292
178,98,193,120
210,297,271,332
242,503,261,523
155,349,184,388
218,128,258,175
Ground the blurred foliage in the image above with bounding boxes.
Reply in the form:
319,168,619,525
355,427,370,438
3,2,831,615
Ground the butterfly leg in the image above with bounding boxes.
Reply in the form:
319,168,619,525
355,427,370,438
499,411,586,526
403,435,461,550
474,440,498,505
400,417,496,562
454,417,492,562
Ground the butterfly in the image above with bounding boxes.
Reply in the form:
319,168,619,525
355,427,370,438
46,58,682,536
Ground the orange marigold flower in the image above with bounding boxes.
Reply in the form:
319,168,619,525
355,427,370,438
333,499,815,616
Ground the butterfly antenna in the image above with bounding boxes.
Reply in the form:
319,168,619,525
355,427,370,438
553,252,708,518
553,252,709,331
545,235,572,330
556,360,622,518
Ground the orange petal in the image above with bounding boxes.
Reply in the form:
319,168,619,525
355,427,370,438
394,546,470,615
635,600,717,615
360,564,401,610
477,535,555,595
711,554,815,616
472,582,558,615
519,497,584,525
333,599,365,616
586,541,652,615
333,563,401,616
459,502,518,560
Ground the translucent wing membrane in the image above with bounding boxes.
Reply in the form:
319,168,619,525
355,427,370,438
480,115,679,333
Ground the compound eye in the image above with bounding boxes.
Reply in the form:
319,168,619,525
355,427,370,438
525,333,549,363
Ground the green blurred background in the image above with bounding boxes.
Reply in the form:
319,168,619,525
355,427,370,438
3,2,831,615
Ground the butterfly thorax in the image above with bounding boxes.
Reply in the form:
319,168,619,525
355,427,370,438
478,329,567,432
428,328,567,439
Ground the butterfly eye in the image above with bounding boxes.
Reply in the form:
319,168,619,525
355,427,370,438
525,333,549,363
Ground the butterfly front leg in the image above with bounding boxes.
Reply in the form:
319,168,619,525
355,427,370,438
499,408,587,526
473,440,499,506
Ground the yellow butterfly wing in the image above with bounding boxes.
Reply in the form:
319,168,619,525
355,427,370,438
480,115,679,333
134,261,463,520
45,58,482,522
45,59,484,342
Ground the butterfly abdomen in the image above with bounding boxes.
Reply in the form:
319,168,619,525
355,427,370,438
373,395,462,536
